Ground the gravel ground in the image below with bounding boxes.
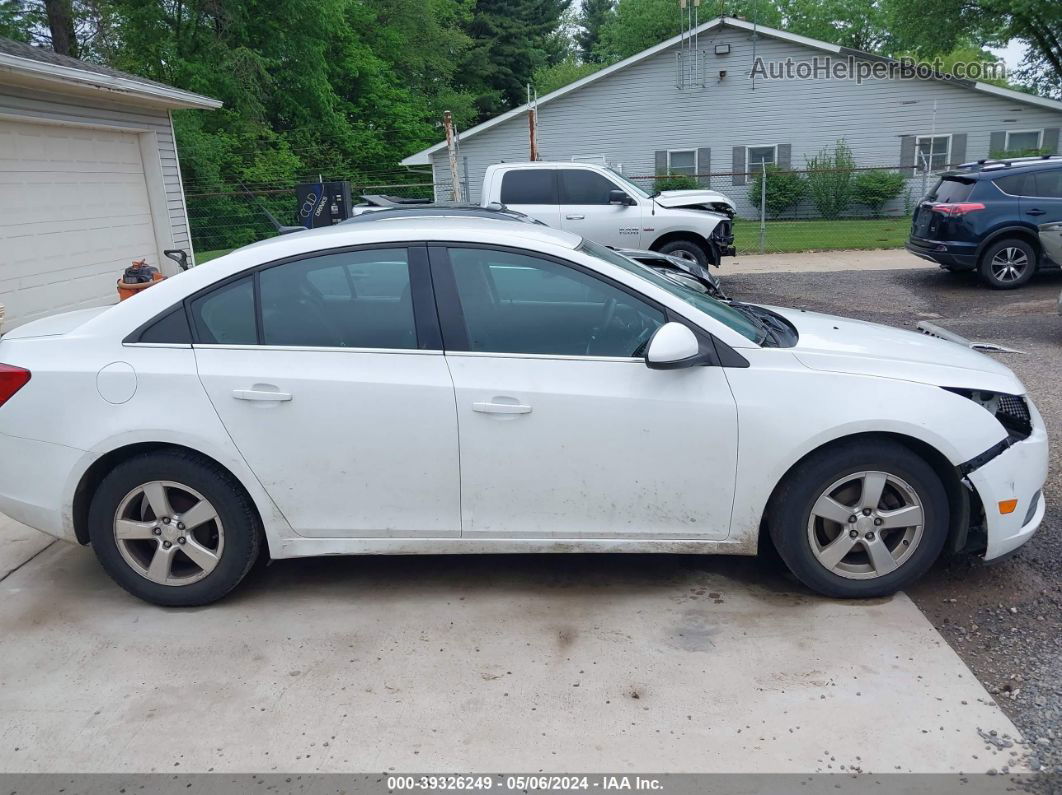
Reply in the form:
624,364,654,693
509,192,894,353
725,264,1062,777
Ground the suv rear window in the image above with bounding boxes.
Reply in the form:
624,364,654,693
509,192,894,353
500,170,557,205
927,177,974,203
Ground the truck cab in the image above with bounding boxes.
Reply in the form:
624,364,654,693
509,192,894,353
481,162,735,268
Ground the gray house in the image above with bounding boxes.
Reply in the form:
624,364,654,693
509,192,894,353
0,38,220,329
402,16,1062,216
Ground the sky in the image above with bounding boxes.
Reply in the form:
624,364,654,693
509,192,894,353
988,40,1026,72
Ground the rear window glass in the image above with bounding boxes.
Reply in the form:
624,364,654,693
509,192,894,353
190,276,257,345
993,173,1031,196
500,170,557,205
928,177,974,202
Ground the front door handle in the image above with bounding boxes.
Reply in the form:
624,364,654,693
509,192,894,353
1026,209,1045,216
233,388,292,402
472,401,532,415
565,214,585,220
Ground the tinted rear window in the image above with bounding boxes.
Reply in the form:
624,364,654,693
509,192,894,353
993,173,1031,196
500,170,557,205
928,177,974,202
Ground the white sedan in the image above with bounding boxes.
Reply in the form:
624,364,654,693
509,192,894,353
0,219,1048,605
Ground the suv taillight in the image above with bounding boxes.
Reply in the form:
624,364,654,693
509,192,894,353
931,202,986,217
0,364,31,408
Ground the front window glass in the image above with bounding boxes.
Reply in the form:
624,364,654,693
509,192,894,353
577,239,763,343
448,247,665,357
1032,170,1062,199
605,168,650,198
559,170,622,205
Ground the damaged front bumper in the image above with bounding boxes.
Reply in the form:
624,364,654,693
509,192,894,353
962,400,1049,560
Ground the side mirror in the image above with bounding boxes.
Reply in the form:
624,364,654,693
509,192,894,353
646,322,707,369
608,189,632,206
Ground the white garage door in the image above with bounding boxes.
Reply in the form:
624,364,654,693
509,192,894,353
0,119,160,328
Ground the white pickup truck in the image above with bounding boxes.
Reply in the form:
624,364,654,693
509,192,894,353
481,161,736,267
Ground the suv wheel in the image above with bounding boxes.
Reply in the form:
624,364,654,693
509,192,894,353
979,238,1036,289
657,239,709,268
767,440,949,598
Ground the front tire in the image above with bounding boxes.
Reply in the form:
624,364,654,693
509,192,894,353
88,450,262,606
657,238,709,268
978,238,1036,289
767,440,948,598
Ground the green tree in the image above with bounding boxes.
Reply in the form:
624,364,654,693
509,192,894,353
577,0,613,63
889,0,1061,98
460,0,572,118
746,165,807,217
805,139,856,219
852,169,906,215
533,58,602,94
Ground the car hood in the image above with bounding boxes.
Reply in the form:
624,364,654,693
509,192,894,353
1,306,111,339
764,306,1023,392
654,189,735,209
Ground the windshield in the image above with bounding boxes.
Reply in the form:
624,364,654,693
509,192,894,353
605,168,651,199
577,239,763,343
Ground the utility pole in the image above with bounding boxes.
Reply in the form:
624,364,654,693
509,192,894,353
443,111,463,202
527,85,539,161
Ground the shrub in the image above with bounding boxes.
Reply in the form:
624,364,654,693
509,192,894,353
746,164,807,217
805,139,856,219
989,148,1051,160
853,170,907,216
654,174,699,192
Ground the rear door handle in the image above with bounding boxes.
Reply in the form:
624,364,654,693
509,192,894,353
565,214,585,220
1026,209,1046,216
472,401,532,415
233,388,292,402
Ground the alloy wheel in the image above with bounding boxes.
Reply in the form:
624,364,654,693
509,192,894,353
990,247,1029,282
113,480,225,586
806,470,925,580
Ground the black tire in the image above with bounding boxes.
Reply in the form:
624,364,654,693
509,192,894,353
767,439,949,598
978,238,1037,289
657,238,709,268
88,450,262,606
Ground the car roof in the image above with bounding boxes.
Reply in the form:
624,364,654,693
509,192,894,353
950,155,1062,179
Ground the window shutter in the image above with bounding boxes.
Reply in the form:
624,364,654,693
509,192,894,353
777,143,792,170
899,135,916,176
655,150,667,176
732,146,746,186
949,134,967,167
989,131,1006,157
696,147,711,187
1043,128,1060,155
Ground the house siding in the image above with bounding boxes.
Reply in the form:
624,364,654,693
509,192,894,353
0,84,191,253
432,27,1062,217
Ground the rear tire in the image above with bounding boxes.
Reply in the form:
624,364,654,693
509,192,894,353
767,439,949,598
88,450,262,606
978,238,1036,289
657,239,709,268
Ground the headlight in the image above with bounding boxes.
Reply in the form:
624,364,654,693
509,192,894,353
944,388,1032,439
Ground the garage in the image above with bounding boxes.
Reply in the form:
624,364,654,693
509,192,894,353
0,37,220,329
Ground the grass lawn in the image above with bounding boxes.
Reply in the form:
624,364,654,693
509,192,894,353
195,249,234,264
732,217,910,255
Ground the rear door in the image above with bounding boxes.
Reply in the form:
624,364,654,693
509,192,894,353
497,167,562,227
192,245,461,538
558,169,643,247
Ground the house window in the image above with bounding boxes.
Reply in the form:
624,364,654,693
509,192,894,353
916,135,951,171
667,150,697,177
747,145,777,170
1005,130,1043,154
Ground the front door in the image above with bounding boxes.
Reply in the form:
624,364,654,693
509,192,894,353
193,246,461,538
431,244,738,540
558,168,643,248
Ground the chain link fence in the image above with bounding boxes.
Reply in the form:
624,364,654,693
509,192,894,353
627,161,939,255
185,178,434,262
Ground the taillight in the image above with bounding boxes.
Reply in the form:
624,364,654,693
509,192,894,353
0,364,31,408
931,202,986,217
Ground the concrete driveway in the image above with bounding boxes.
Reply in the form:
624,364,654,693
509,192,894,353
0,515,1021,774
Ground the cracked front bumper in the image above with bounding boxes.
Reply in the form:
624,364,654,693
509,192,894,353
965,401,1049,560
